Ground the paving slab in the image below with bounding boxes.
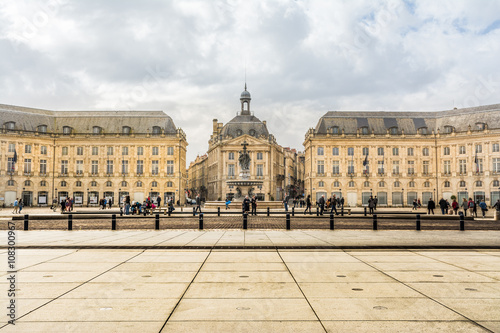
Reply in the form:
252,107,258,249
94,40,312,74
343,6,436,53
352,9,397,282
184,282,303,299
1,322,165,333
321,321,488,333
160,321,325,333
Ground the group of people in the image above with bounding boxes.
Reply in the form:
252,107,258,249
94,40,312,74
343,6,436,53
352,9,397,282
426,197,490,218
241,195,258,215
123,195,172,215
313,194,346,215
11,198,24,214
60,197,74,212
98,198,113,210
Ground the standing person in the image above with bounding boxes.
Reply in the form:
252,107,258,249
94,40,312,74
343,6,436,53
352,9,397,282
340,197,344,209
168,198,175,213
438,198,447,215
427,198,435,215
60,199,65,213
368,196,375,215
461,198,468,217
283,194,289,212
194,194,202,215
12,198,19,214
304,195,312,215
18,199,23,214
452,198,459,215
330,195,338,215
417,198,421,208
243,195,250,214
225,197,231,210
374,196,378,210
473,200,478,218
108,197,112,209
412,199,418,210
479,199,488,218
125,195,131,215
467,198,475,217
157,196,161,209
493,199,500,213
251,195,257,216
318,195,325,215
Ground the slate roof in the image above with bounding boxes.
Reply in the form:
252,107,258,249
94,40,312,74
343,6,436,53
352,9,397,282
221,114,269,138
314,103,500,135
0,103,177,134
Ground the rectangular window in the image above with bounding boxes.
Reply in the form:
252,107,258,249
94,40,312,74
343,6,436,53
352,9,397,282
152,147,159,155
92,147,99,155
362,147,369,156
137,147,144,155
24,159,32,174
122,160,128,175
167,147,174,155
257,152,263,160
332,147,339,156
122,147,128,155
422,148,429,156
493,143,499,153
41,146,47,154
377,147,384,156
166,160,174,175
8,143,15,153
317,160,324,174
137,160,144,174
257,164,263,177
91,161,98,175
459,146,466,154
25,145,32,154
423,161,430,175
107,147,113,155
76,160,83,174
493,158,500,173
443,147,450,155
62,147,68,155
347,160,354,174
106,160,113,175
392,161,399,175
152,160,159,175
228,164,235,177
377,161,384,174
317,147,324,155
407,147,414,156
392,147,399,156
228,152,234,160
77,147,83,155
407,160,414,175
332,161,340,175
476,158,483,173
443,160,451,174
39,159,47,175
61,160,68,175
459,159,467,174
475,144,482,153
347,147,354,156
7,158,13,171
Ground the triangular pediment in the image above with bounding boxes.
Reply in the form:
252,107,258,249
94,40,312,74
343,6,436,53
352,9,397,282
224,134,269,147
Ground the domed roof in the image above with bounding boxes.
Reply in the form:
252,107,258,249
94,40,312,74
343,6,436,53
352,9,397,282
221,114,269,139
240,84,251,100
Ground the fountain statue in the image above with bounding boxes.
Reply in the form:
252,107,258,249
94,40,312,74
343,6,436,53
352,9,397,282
227,140,263,200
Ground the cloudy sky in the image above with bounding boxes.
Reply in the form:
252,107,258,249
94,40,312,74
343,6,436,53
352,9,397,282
1,0,500,163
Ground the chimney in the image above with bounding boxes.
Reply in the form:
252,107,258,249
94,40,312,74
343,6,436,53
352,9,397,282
213,119,218,134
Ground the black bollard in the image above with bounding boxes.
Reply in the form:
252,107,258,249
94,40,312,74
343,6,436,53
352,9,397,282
316,207,319,216
330,213,334,230
168,208,171,217
112,214,117,230
155,214,160,230
120,207,123,216
286,213,291,230
217,207,220,217
143,208,147,216
193,207,196,217
267,207,270,217
341,206,344,216
68,214,73,231
292,207,295,217
460,213,465,231
364,207,367,216
416,214,421,231
199,213,204,230
243,213,248,230
373,214,378,230
24,214,29,231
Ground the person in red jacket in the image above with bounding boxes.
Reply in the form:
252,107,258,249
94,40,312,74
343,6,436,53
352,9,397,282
451,199,459,215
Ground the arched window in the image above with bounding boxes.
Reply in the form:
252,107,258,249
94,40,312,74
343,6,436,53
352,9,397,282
361,127,369,135
91,181,97,187
40,181,47,187
459,181,466,187
331,126,339,134
63,126,72,135
333,181,340,187
249,129,256,136
152,126,161,135
75,181,82,187
444,181,450,187
389,127,398,135
166,181,173,187
493,180,500,187
122,126,131,135
236,129,243,136
423,181,430,188
7,180,15,186
318,181,324,187
4,122,15,130
378,181,385,187
24,180,31,186
121,181,127,187
476,122,486,130
37,125,47,133
106,181,112,187
363,181,370,187
419,127,428,135
151,181,158,187
60,181,67,187
394,181,400,187
443,126,454,134
408,181,415,188
348,181,355,187
476,180,483,187
136,181,143,187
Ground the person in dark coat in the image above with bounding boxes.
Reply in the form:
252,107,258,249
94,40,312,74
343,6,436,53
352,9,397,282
243,195,250,214
330,195,338,215
157,196,161,208
195,195,202,215
373,196,378,210
438,198,448,215
251,195,257,216
368,196,375,215
304,195,312,214
427,198,435,215
318,195,325,215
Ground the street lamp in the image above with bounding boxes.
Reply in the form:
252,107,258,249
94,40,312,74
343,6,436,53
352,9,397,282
87,188,89,207
402,188,405,207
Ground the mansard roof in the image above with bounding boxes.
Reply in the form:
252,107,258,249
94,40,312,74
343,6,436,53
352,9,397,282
221,113,269,139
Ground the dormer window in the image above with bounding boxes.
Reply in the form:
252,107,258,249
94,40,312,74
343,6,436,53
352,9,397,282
476,122,486,130
419,127,428,135
443,125,454,134
389,127,398,135
37,125,47,133
63,126,72,135
360,127,369,135
249,129,256,136
4,122,15,130
122,126,131,135
331,126,339,135
236,129,243,136
93,126,102,135
152,126,161,135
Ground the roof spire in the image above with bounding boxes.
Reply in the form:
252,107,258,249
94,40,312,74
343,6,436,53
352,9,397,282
244,82,247,91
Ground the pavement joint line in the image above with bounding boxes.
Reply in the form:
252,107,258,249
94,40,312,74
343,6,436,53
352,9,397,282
151,231,189,247
0,249,147,329
3,245,500,249
346,252,496,333
158,248,213,332
276,249,328,332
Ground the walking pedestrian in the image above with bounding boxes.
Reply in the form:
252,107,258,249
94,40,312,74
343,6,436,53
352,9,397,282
412,199,418,210
467,198,475,217
461,198,468,217
251,195,257,216
427,198,435,215
157,196,161,208
479,199,488,218
452,198,459,215
108,198,112,209
368,195,375,215
12,198,19,214
194,194,202,215
318,195,325,215
283,194,289,212
125,195,130,215
438,198,447,215
18,199,23,214
225,197,231,210
243,195,250,214
330,195,338,215
304,195,312,214
373,196,378,210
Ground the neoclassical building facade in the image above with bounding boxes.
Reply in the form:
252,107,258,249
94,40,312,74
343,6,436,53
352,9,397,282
189,86,304,201
304,104,500,207
0,104,187,207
